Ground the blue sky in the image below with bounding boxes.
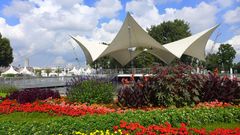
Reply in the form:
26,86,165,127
0,0,239,67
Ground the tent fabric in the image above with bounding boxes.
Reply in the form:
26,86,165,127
20,67,34,76
98,13,175,64
1,66,19,75
69,67,79,75
72,13,218,66
71,36,108,65
163,25,218,61
108,49,142,65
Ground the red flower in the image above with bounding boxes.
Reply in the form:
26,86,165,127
120,120,128,128
113,126,118,131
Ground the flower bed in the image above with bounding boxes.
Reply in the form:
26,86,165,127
114,121,240,135
0,99,116,116
0,118,239,135
0,97,239,134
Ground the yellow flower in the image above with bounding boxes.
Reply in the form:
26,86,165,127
105,130,110,135
118,129,122,135
73,131,86,135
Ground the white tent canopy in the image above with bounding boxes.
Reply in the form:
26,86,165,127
71,36,108,65
98,13,176,65
69,67,79,75
163,25,218,61
72,13,218,66
20,67,34,76
1,66,19,75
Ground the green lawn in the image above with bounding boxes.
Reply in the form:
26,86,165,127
0,112,239,130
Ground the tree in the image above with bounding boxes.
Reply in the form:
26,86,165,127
90,56,122,69
205,53,219,71
125,51,157,68
45,68,52,76
147,19,191,44
233,62,240,73
147,19,192,64
217,44,236,71
0,33,13,67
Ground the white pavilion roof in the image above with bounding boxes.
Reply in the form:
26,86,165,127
163,25,218,61
72,13,218,66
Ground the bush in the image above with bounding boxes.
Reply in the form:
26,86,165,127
1,74,16,77
117,77,152,107
8,88,60,104
0,84,17,94
202,73,240,103
66,76,114,104
149,64,207,107
118,64,207,108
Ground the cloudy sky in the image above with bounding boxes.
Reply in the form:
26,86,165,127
0,0,239,67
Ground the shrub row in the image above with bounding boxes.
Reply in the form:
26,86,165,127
8,88,60,104
66,76,114,104
0,107,239,134
118,64,240,107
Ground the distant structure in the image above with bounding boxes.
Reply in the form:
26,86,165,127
24,58,29,67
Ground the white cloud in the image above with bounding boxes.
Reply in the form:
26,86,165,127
126,0,161,29
223,7,240,24
95,0,122,18
225,35,240,62
227,35,240,50
0,0,124,67
211,0,234,8
36,4,98,31
52,0,83,9
160,2,218,33
205,39,221,54
53,56,66,66
229,25,240,35
126,1,218,33
93,19,122,42
3,0,34,17
0,17,24,39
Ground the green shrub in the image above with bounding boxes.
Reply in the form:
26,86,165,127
0,84,17,94
67,78,114,104
2,74,16,77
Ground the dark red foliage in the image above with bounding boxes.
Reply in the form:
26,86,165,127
148,64,207,107
8,88,60,104
118,76,151,107
202,73,240,103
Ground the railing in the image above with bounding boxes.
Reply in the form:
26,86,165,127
1,67,238,89
0,76,72,89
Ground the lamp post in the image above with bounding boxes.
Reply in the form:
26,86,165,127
128,22,134,74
